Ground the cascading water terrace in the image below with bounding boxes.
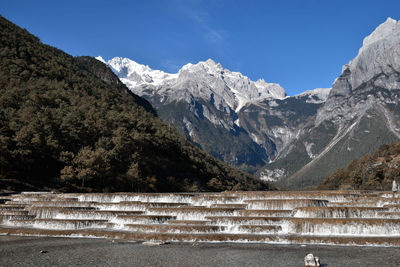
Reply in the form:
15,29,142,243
1,191,400,246
291,207,387,218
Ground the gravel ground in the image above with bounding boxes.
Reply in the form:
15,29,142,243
1,236,400,267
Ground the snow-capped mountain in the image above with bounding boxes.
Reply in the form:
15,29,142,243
105,56,178,88
105,57,286,113
97,56,325,173
96,17,400,188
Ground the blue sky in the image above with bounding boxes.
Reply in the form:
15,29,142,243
1,0,399,95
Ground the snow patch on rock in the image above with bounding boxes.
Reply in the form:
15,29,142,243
259,168,286,182
304,142,316,159
296,88,331,103
95,56,106,64
107,57,178,88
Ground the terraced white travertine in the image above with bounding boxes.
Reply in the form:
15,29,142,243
1,191,400,246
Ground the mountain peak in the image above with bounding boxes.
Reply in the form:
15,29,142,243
385,17,397,23
106,57,177,88
203,58,223,70
180,58,223,73
178,59,286,104
360,17,399,54
204,58,218,65
331,17,400,96
108,57,153,75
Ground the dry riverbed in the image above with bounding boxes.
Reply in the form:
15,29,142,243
1,236,400,266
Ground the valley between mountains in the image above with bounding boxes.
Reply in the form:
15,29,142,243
99,17,400,189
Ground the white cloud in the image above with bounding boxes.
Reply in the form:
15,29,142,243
204,29,223,44
172,1,226,45
161,58,186,73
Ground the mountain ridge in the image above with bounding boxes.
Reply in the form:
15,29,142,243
104,56,287,111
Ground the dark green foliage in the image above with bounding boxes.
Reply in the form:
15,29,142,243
75,56,156,116
319,142,400,190
0,15,272,192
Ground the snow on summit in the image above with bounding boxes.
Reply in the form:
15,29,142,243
99,56,287,112
106,57,177,87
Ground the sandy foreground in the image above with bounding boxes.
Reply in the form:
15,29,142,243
1,236,400,267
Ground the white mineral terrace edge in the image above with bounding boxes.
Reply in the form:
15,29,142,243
1,191,400,246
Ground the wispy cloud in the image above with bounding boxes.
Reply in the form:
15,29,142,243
163,0,236,70
161,58,187,73
172,0,226,45
204,30,223,43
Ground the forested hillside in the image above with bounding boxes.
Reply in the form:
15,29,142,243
0,15,272,192
319,142,400,190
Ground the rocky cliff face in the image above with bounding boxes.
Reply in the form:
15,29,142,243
258,18,400,188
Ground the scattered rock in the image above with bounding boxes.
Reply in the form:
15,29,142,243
142,241,170,246
304,253,320,267
39,250,48,254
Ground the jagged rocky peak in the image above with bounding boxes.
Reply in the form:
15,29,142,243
177,59,286,111
255,79,286,100
332,17,400,97
180,58,223,73
99,56,287,112
105,57,177,88
108,57,152,75
317,17,400,124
